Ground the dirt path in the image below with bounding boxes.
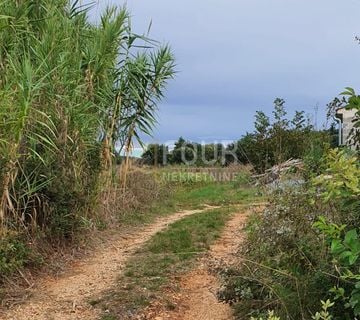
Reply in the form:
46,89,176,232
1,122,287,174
0,207,218,320
145,206,257,320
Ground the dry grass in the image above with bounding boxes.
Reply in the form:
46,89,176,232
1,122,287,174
99,167,169,222
0,167,171,306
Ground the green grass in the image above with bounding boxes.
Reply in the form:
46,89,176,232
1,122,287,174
94,180,261,319
97,207,235,319
171,182,260,208
116,181,259,227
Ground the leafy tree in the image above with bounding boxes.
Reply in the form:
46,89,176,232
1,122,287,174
141,144,169,166
254,111,271,171
271,98,289,164
227,99,331,172
170,137,186,164
292,111,306,130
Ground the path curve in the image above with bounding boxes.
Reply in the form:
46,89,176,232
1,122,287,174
1,207,217,320
144,205,261,320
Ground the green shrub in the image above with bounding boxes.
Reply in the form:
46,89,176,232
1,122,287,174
219,188,332,318
220,148,360,319
0,232,29,275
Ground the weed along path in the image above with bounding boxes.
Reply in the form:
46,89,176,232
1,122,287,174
141,205,261,320
1,207,219,320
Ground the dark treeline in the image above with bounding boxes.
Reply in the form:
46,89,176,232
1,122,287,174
141,138,226,167
141,98,337,172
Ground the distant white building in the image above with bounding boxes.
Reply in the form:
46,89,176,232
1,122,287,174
335,107,357,147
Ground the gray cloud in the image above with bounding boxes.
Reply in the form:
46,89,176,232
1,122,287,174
89,0,360,142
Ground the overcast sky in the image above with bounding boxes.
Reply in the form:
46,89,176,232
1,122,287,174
89,0,360,144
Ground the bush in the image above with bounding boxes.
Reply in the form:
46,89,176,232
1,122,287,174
0,231,30,276
220,203,339,317
219,190,334,318
220,148,360,319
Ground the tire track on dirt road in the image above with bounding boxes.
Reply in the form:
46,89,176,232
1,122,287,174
143,204,264,320
1,206,219,320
